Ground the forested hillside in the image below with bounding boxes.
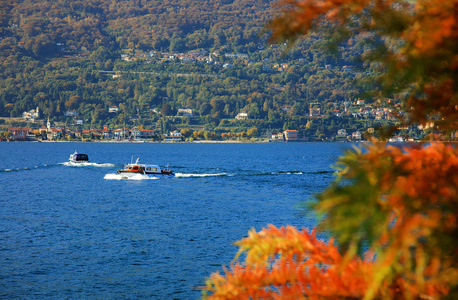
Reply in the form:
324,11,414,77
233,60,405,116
1,0,272,54
1,0,408,140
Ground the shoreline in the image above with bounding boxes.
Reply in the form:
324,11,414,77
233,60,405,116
0,139,437,144
2,139,276,143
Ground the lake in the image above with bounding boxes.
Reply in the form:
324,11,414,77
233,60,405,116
0,142,351,299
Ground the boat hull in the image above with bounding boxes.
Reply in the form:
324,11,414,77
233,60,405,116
69,159,89,163
116,170,174,176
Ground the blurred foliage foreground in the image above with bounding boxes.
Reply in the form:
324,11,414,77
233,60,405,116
203,0,458,299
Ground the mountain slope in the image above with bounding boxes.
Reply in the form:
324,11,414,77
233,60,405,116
2,0,273,55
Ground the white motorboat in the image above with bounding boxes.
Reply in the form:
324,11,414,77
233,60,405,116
69,151,89,163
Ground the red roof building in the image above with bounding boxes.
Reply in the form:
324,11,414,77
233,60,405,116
283,130,299,141
8,128,31,140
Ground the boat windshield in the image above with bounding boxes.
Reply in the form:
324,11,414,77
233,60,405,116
75,154,88,161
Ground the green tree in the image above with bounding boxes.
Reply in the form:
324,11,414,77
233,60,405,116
161,103,172,117
246,127,258,137
180,128,193,138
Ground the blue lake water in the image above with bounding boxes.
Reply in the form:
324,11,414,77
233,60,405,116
0,142,351,299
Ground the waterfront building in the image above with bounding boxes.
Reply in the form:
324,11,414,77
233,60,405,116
283,130,299,141
8,128,31,140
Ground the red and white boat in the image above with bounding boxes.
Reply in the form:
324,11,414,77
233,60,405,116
117,158,174,177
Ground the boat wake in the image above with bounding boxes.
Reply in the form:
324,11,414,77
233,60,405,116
104,173,161,180
267,170,303,175
173,170,333,178
175,172,228,178
0,164,59,173
264,170,334,176
60,162,115,167
1,162,116,173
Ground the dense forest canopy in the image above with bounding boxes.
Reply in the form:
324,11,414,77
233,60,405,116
2,0,272,53
0,0,414,140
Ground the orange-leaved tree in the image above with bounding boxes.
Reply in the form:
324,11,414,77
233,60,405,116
204,0,458,299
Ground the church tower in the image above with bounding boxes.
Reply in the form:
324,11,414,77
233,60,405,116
47,117,51,132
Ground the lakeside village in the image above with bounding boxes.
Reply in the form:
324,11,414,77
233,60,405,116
1,100,436,143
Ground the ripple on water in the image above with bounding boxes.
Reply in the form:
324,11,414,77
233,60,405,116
0,142,348,298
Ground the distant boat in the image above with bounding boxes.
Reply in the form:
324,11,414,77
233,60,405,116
117,158,174,176
69,151,89,163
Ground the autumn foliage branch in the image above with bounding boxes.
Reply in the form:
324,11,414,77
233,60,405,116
204,225,374,299
204,0,458,299
315,142,458,299
204,143,458,299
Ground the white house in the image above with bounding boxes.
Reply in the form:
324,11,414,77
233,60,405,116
114,128,130,139
282,105,292,112
108,106,119,113
235,112,248,120
178,108,193,117
131,128,142,139
164,130,182,142
271,132,284,141
171,130,181,138
65,110,78,117
337,129,347,137
22,107,40,121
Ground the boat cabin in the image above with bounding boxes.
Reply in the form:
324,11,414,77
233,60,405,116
143,164,162,174
69,151,89,163
122,164,145,173
74,154,89,161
